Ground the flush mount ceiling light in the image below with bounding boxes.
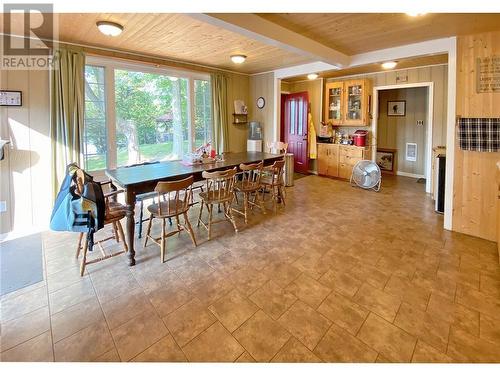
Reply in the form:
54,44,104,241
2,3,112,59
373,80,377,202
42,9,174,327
230,55,247,64
406,12,427,17
307,73,319,80
381,61,398,69
96,21,124,36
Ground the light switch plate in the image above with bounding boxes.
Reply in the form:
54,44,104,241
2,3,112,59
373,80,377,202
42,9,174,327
0,201,6,213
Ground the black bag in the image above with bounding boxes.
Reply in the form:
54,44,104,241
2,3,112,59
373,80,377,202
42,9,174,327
50,163,105,232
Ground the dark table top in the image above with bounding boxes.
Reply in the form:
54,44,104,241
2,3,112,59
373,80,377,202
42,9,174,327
105,151,283,188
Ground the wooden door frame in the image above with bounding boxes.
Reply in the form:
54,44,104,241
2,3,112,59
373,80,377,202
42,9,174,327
371,82,434,194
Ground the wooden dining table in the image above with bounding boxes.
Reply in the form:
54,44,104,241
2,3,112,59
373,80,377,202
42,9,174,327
105,151,285,266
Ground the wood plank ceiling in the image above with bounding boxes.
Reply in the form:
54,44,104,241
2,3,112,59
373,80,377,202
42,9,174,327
2,13,500,74
258,13,500,55
283,54,449,82
37,13,311,74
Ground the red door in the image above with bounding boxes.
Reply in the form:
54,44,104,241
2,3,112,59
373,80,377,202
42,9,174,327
283,92,309,174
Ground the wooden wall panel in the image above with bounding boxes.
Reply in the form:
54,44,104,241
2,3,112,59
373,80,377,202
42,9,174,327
0,69,51,235
226,73,250,153
453,31,500,241
249,73,275,149
323,65,448,154
0,69,12,233
282,64,448,175
28,70,51,228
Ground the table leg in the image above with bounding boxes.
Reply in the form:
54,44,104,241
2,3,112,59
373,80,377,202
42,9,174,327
125,191,136,266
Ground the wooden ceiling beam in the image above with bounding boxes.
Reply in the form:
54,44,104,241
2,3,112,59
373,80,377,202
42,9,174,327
189,13,350,68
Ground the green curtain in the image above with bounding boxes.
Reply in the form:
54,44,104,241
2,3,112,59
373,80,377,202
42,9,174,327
50,47,85,197
210,72,229,154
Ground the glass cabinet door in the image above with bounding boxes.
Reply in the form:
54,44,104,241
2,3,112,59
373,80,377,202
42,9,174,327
346,83,363,122
326,83,343,124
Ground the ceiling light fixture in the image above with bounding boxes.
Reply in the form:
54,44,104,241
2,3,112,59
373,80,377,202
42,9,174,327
230,55,247,64
96,21,124,37
406,12,427,17
381,61,398,69
307,73,319,80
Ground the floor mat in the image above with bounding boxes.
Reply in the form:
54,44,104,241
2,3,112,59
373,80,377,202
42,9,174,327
0,233,44,296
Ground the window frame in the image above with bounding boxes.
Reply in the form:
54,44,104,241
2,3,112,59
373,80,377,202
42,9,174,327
84,55,211,172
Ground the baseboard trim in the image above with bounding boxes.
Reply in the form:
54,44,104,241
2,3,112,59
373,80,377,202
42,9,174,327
396,171,425,179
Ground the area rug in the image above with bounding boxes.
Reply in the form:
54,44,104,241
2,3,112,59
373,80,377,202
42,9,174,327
0,233,44,296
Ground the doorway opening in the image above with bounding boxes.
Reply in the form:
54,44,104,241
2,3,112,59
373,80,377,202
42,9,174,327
372,83,435,195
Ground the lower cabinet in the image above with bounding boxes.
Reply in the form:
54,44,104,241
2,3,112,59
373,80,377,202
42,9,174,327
317,143,370,180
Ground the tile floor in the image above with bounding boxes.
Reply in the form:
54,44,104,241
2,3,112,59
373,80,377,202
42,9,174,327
1,175,500,362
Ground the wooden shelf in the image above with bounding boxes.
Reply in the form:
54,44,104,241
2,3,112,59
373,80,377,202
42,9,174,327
232,113,248,125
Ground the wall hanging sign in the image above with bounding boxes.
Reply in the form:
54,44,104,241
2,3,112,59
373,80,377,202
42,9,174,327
0,90,22,106
387,100,406,116
476,56,500,93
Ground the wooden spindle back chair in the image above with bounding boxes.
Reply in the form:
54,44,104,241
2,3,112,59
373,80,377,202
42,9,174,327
232,161,266,224
143,175,197,263
260,159,286,213
74,169,128,276
266,141,288,154
197,167,238,240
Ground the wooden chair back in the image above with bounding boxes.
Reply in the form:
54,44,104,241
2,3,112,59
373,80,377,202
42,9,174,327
267,141,288,154
238,161,264,189
154,175,194,216
268,159,286,186
201,167,237,203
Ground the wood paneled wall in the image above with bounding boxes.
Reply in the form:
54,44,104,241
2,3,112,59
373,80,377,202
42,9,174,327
249,72,275,149
283,64,448,173
453,31,500,242
0,69,51,234
378,87,428,176
226,72,250,152
325,64,449,148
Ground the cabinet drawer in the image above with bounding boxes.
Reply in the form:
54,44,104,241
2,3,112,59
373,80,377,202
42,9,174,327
339,154,361,166
340,146,364,158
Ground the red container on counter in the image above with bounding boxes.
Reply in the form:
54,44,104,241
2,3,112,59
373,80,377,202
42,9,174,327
352,130,368,147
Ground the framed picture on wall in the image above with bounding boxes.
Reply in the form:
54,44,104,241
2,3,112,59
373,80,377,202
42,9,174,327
387,100,406,116
376,148,397,174
0,90,22,106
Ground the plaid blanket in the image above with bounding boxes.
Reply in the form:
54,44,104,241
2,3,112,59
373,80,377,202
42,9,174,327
458,118,500,152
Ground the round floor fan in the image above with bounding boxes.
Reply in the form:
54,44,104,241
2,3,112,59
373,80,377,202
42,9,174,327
350,160,382,192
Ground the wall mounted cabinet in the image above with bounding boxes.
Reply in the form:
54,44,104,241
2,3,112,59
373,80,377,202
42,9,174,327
324,79,372,126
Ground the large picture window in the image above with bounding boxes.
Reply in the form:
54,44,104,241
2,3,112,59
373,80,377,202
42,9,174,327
83,58,212,171
84,65,107,171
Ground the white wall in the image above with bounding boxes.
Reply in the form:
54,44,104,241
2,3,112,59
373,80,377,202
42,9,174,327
0,69,52,235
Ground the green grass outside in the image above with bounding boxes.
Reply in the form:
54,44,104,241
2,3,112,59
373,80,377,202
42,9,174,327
86,140,206,171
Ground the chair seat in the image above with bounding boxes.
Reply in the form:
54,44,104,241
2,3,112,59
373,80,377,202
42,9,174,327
199,189,232,205
234,181,261,193
147,200,189,217
104,202,128,223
